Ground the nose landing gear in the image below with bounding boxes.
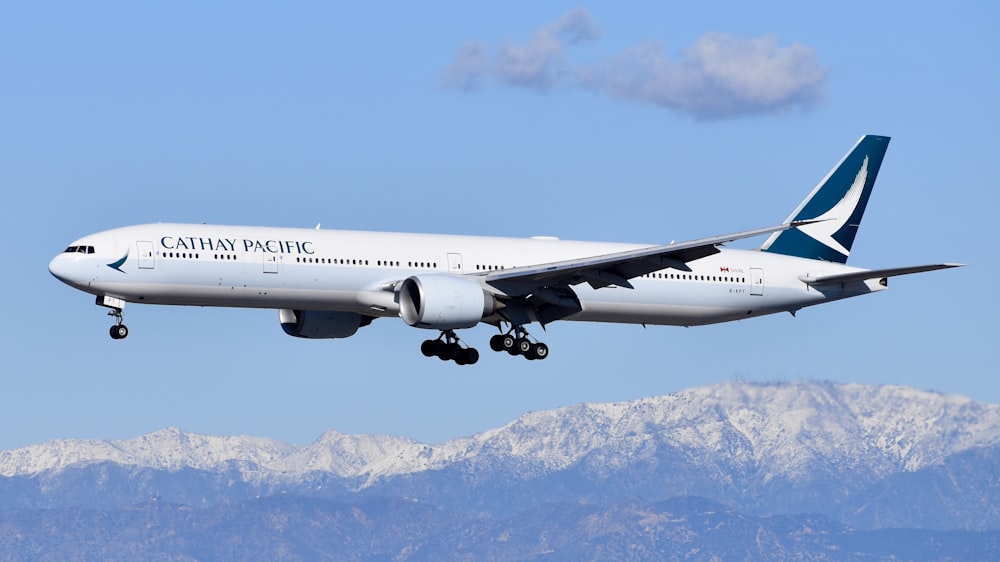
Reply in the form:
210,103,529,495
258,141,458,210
109,312,129,340
97,295,129,340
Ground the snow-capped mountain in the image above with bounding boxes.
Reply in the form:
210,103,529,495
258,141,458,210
3,381,997,484
2,381,999,560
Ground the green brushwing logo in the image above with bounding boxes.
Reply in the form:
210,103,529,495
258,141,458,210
107,251,128,273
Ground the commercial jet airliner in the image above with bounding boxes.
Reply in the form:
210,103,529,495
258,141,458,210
50,135,961,365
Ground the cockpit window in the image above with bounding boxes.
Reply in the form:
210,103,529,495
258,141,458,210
64,246,95,254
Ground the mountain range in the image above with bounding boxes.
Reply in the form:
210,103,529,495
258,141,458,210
2,381,998,560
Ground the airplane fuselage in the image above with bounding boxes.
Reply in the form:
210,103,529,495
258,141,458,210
49,222,880,328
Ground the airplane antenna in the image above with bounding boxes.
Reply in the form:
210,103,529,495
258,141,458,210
315,223,322,230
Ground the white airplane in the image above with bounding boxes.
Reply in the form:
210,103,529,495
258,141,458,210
50,135,961,365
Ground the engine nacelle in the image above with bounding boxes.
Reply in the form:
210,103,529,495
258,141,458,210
397,274,494,330
279,309,368,339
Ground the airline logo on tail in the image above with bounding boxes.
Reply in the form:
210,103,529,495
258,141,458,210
796,156,868,258
761,135,889,263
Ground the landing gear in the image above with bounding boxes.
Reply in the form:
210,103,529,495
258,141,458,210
97,295,129,340
420,330,479,365
108,308,128,340
489,326,549,361
419,325,550,364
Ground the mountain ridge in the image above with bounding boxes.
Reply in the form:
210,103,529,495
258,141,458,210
2,379,999,559
3,381,998,487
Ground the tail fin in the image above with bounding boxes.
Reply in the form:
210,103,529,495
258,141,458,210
760,135,890,263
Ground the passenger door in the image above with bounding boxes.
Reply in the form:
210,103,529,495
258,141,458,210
137,241,155,269
750,268,764,296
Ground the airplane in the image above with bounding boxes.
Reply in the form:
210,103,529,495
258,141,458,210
49,135,962,365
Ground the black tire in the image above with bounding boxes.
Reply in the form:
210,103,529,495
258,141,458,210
110,324,128,340
420,340,437,357
502,335,518,355
489,335,505,352
463,348,480,365
443,342,462,361
433,340,451,360
531,342,549,360
517,338,532,355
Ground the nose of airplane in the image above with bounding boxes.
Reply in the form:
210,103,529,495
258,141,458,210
48,254,69,281
49,255,66,280
48,253,87,289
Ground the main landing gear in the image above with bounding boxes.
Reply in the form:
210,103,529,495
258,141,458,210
420,330,480,365
419,325,550,365
489,326,549,361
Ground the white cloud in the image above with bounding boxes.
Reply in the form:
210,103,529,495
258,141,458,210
444,11,827,120
444,42,490,91
445,8,600,92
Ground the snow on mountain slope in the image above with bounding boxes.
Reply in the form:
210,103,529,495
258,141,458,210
2,382,998,485
0,427,295,477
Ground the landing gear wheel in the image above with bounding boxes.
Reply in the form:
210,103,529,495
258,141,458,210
442,342,463,362
530,342,549,360
517,338,532,356
420,339,438,357
110,324,129,340
462,348,480,365
489,334,505,352
436,343,454,361
502,335,518,355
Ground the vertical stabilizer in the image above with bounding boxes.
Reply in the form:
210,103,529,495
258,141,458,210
760,135,890,263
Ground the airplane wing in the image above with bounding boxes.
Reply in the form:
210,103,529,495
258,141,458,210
798,263,965,286
486,222,806,296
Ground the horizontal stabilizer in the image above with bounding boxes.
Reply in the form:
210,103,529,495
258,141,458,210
799,263,965,285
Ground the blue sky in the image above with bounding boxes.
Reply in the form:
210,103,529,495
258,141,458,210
2,2,996,450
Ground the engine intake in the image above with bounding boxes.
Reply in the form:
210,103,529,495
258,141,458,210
398,275,494,330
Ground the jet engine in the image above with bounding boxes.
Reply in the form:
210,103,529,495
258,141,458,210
397,274,495,330
279,309,371,339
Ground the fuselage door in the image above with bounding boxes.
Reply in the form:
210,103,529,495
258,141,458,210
137,241,155,269
264,254,279,274
750,268,764,296
447,253,463,274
